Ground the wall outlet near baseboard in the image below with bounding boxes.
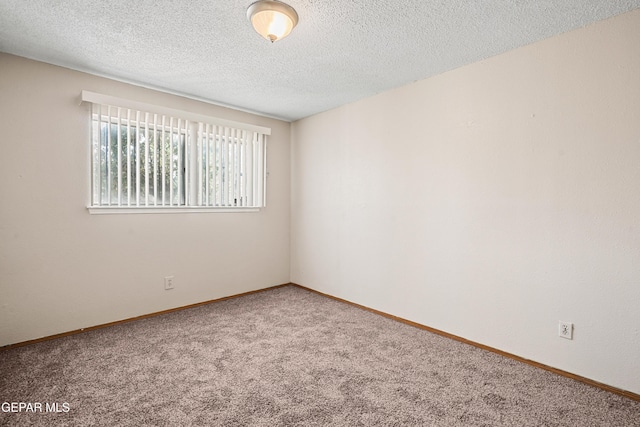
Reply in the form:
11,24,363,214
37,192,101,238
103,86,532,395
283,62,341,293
558,321,573,340
164,276,175,290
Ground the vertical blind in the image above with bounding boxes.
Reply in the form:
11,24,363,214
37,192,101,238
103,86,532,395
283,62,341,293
84,91,269,210
196,123,266,209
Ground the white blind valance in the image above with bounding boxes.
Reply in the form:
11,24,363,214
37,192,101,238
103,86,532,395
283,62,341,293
81,91,271,135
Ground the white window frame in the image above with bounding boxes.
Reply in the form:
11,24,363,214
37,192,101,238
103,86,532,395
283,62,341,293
81,91,270,214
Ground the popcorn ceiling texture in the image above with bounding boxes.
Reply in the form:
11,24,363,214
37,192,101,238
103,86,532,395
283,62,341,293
0,0,639,121
0,286,639,426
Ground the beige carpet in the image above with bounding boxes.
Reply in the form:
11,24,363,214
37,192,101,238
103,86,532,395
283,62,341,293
1,285,638,426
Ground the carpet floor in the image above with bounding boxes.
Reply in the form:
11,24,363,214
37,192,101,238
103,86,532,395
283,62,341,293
1,285,638,426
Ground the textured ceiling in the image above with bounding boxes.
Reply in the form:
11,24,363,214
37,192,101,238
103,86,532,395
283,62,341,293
1,1,639,121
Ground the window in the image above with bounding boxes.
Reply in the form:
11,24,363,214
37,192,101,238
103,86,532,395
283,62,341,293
82,91,269,213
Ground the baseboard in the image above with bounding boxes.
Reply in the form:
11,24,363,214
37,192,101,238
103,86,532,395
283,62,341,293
4,281,638,402
289,283,640,403
0,283,291,351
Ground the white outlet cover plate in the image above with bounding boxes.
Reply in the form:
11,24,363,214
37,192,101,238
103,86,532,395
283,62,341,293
558,321,573,340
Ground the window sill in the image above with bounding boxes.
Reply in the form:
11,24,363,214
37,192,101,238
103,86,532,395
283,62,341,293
87,206,261,215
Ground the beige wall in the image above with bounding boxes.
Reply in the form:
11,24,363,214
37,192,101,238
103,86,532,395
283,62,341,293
291,10,640,394
0,53,291,346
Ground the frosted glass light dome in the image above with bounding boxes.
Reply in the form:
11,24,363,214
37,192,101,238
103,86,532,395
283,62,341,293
247,1,299,42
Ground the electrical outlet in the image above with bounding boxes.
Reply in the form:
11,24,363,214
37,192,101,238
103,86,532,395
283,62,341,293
558,321,573,340
164,276,174,290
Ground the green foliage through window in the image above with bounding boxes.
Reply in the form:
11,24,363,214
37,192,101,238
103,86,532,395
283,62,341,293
89,103,267,210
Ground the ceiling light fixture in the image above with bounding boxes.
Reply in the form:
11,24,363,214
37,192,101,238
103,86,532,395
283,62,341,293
247,0,299,43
